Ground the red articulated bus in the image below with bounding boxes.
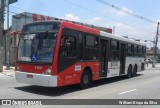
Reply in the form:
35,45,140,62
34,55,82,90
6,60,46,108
15,21,146,89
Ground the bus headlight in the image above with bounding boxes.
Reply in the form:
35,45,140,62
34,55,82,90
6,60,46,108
43,67,52,75
16,66,21,71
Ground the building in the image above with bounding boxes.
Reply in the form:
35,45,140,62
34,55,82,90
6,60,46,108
146,47,160,62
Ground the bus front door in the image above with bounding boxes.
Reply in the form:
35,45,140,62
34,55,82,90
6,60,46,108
100,40,109,78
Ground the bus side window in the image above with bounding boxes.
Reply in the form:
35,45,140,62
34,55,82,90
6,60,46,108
66,36,76,57
84,35,98,61
127,44,131,53
110,40,119,61
59,35,76,58
134,45,137,53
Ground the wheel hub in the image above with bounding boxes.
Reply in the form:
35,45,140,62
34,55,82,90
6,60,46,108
83,75,89,84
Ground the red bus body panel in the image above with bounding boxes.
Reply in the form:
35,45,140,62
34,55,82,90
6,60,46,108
16,64,51,74
57,62,100,86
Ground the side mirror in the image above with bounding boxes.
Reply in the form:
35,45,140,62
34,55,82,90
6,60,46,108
66,41,71,46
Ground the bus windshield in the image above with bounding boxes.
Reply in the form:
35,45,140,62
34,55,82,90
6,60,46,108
18,32,57,63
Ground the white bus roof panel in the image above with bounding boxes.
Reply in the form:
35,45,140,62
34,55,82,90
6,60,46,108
100,31,146,46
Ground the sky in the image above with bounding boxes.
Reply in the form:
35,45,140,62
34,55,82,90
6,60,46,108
5,0,160,48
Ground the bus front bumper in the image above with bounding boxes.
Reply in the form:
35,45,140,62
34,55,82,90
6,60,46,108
15,71,57,87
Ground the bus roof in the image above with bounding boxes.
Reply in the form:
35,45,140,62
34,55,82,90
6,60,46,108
100,31,146,46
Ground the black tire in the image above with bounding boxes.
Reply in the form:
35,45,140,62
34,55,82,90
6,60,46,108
127,66,132,78
132,65,137,77
80,70,92,89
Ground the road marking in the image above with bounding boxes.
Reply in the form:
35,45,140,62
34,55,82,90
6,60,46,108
118,89,137,95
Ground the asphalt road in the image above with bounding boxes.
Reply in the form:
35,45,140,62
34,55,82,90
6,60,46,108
0,65,160,108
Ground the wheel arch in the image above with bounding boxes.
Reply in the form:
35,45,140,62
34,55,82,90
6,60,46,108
128,64,132,70
134,64,137,69
83,66,93,80
127,64,133,78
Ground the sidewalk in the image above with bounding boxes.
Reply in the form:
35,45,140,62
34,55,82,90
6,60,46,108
0,66,15,77
2,66,15,72
145,63,160,69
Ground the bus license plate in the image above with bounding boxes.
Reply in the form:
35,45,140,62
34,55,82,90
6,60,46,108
26,74,33,78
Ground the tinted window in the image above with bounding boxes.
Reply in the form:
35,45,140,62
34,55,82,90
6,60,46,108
127,44,131,53
110,51,119,61
67,36,76,57
110,40,119,61
84,34,98,61
60,35,76,58
138,46,142,53
85,35,98,47
134,45,138,53
142,47,146,54
111,40,119,50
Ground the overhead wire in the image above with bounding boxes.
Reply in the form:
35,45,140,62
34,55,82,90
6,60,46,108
3,0,157,41
96,0,157,24
63,0,156,38
7,10,157,47
95,0,158,43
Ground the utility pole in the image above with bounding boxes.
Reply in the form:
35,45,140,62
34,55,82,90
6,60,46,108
6,0,10,69
0,0,4,46
0,0,5,72
6,0,18,70
152,22,160,68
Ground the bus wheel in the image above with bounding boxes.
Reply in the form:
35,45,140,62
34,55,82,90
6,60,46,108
132,65,137,77
127,66,132,78
80,70,92,89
